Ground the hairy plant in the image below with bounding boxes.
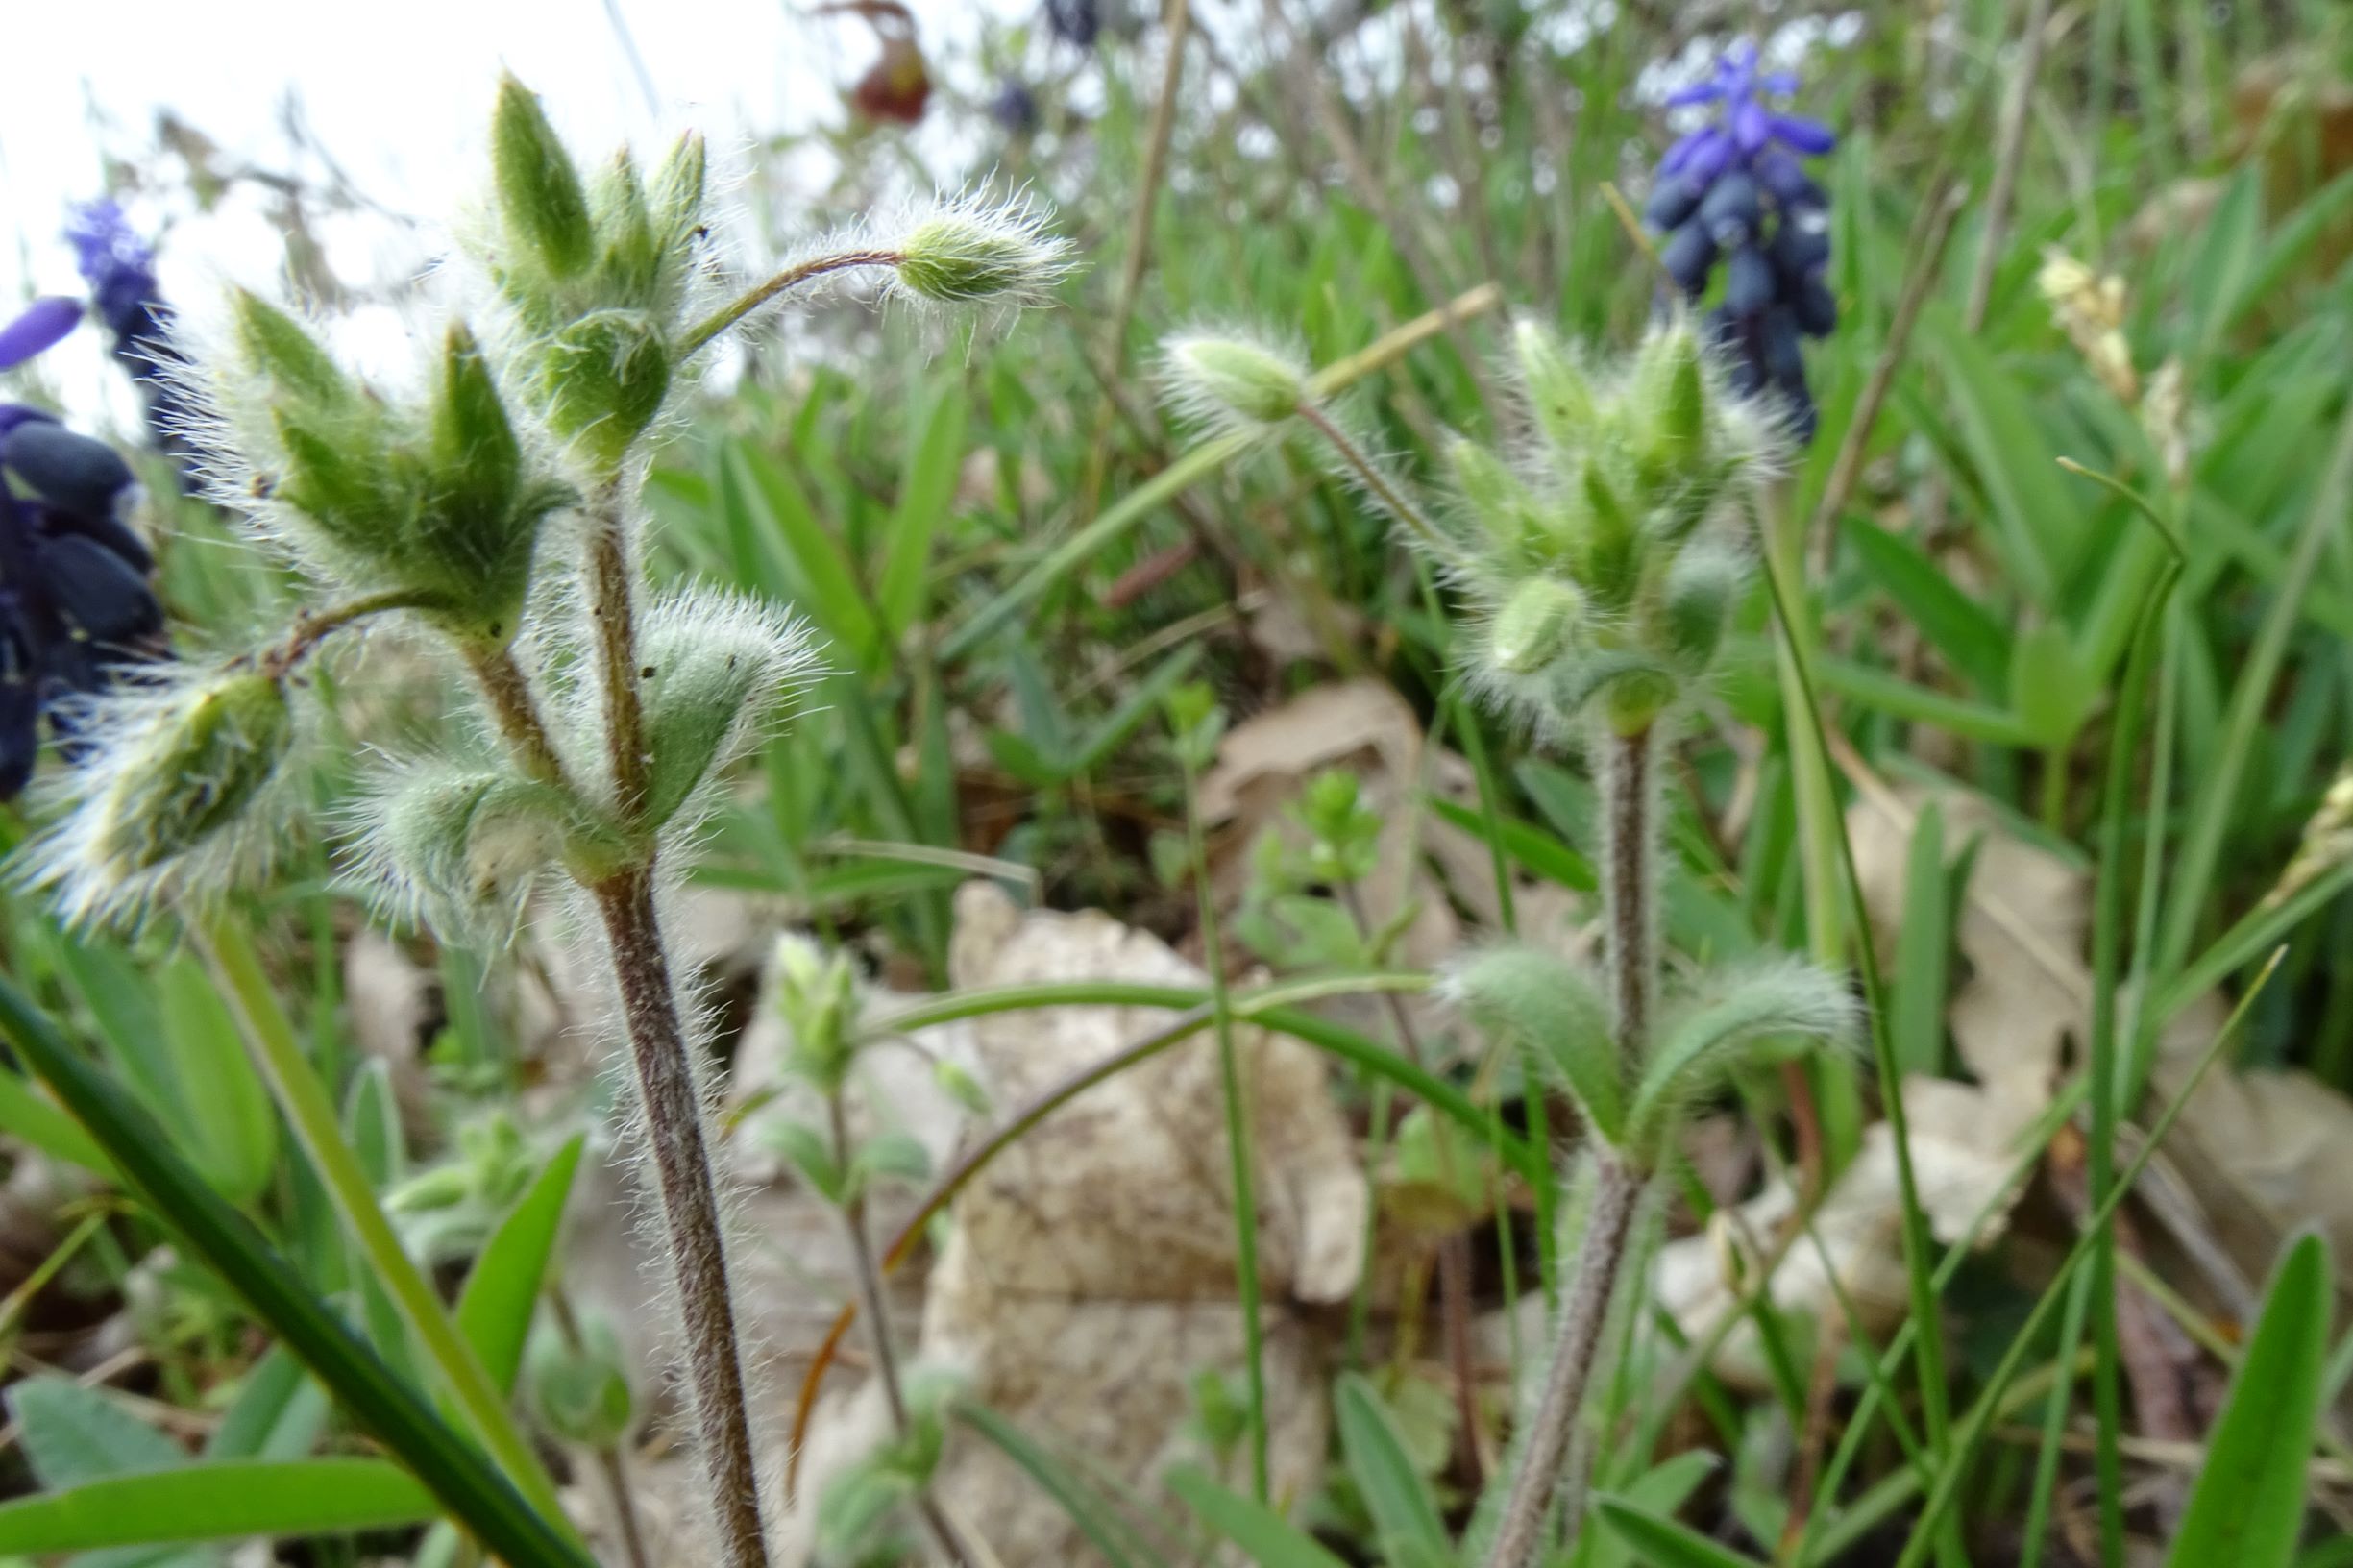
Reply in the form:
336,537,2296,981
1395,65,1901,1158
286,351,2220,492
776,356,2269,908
5,75,1070,1566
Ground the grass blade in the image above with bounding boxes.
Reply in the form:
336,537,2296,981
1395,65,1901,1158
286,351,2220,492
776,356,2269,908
0,1460,435,1552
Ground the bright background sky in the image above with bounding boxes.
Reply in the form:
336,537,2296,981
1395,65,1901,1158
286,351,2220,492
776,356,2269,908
1,0,1022,427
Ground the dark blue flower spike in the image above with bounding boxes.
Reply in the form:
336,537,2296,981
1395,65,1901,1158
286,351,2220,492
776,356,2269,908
1644,40,1838,442
64,202,195,483
0,298,167,801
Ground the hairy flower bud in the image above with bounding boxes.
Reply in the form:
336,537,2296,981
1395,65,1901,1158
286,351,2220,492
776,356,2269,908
636,586,819,827
493,75,597,283
1162,333,1309,429
527,1313,634,1448
889,196,1075,306
355,763,616,936
537,309,673,474
1513,321,1598,452
772,934,859,1093
1489,577,1584,674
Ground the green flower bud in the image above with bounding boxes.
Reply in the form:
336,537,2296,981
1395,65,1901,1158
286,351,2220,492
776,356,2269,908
358,764,615,935
537,308,672,473
650,131,708,244
1489,576,1583,674
773,934,859,1092
1513,320,1597,454
99,672,292,874
590,150,661,307
417,324,541,632
526,1315,635,1448
1630,317,1707,477
1163,333,1309,429
891,198,1074,305
492,75,596,282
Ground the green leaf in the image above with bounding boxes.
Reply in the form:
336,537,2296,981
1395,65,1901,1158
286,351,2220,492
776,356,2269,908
2009,622,2096,747
1924,309,2073,604
455,1137,584,1398
2181,168,2262,365
1627,961,1853,1154
0,976,594,1568
0,1461,435,1553
1166,1466,1348,1568
1447,944,1622,1144
879,388,966,639
156,958,280,1211
1593,1493,1772,1568
1333,1374,1449,1563
1069,647,1205,778
720,439,877,666
1842,516,2011,694
0,1070,117,1180
1816,659,2041,747
9,1379,187,1487
341,1059,404,1188
2167,1233,2332,1568
205,1346,329,1463
1588,1454,1721,1568
955,1404,1171,1568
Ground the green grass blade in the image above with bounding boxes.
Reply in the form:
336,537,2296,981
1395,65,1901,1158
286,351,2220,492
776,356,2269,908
0,973,593,1568
1592,1493,1772,1568
0,1460,435,1552
955,1403,1171,1568
878,385,965,639
2166,1233,2332,1568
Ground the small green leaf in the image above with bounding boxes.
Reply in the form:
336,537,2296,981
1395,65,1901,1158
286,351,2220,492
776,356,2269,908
491,76,594,280
156,959,279,1211
955,1404,1170,1568
455,1136,584,1398
1628,961,1853,1153
0,1461,435,1553
767,1121,846,1204
1334,1373,1449,1563
205,1347,328,1463
9,1379,188,1488
1449,944,1622,1144
0,1070,117,1180
1593,1493,1772,1568
2167,1232,2332,1568
878,388,965,640
1166,1466,1347,1568
1588,1454,1721,1568
2010,622,2096,747
1891,804,1950,1081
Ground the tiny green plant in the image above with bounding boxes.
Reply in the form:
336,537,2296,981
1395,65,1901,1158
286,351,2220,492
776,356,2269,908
4,74,1069,1566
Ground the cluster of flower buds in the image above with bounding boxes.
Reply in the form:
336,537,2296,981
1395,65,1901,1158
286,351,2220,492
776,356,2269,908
1643,43,1837,442
0,317,165,799
1043,0,1098,47
1446,318,1775,738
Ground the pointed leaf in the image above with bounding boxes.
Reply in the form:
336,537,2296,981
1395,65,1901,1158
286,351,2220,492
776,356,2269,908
1166,1466,1349,1568
0,1460,435,1553
1594,1493,1772,1568
1629,961,1854,1153
455,1136,585,1398
1334,1374,1449,1562
2167,1232,2332,1568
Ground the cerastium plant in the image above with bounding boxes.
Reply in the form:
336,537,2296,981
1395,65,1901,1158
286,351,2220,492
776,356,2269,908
9,77,1069,1567
1164,315,1856,1565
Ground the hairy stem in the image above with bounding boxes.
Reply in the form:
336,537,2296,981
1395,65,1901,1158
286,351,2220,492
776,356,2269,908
591,867,769,1568
679,250,906,357
466,644,572,791
1483,724,1658,1568
586,486,652,819
1294,402,1459,564
826,1091,971,1567
1482,1154,1644,1568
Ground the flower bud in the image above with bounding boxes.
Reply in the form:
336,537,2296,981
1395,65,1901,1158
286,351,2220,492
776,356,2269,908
537,309,672,474
101,672,290,872
1488,576,1583,674
416,324,542,626
493,75,596,282
773,934,858,1092
637,585,818,826
1630,318,1708,475
589,150,660,305
1514,320,1597,453
650,132,708,245
359,765,608,935
891,198,1074,306
1163,333,1308,429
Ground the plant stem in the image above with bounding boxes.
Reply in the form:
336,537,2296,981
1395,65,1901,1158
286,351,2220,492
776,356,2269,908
1181,752,1270,1502
679,250,906,357
1294,402,1460,564
577,471,766,1568
1483,724,1658,1568
1483,1154,1645,1568
466,645,573,791
825,1090,971,1568
589,866,770,1568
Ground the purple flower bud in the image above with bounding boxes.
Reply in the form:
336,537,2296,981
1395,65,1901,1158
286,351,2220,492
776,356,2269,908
1769,207,1832,278
1759,306,1804,383
35,535,162,646
1660,224,1718,296
1793,275,1839,337
1753,149,1826,209
2,421,135,519
1699,172,1762,245
0,298,83,371
1645,175,1704,232
1771,114,1838,156
1725,245,1776,317
1733,97,1772,155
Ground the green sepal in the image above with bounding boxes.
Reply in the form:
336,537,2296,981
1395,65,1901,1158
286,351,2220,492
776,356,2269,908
537,309,671,474
233,291,349,408
492,75,595,282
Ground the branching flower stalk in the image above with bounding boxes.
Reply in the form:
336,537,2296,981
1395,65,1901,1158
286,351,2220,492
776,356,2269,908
7,73,1071,1567
1164,312,1854,1564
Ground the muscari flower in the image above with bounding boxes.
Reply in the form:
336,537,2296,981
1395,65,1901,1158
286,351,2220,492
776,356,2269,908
1643,41,1838,442
1043,0,1098,48
63,200,195,479
0,300,166,801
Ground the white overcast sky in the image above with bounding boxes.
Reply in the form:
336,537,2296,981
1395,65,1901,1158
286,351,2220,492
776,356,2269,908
0,0,1020,427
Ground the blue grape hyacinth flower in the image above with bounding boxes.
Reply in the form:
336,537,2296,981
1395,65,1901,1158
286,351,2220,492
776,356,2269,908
64,201,193,479
0,299,166,800
1644,41,1838,441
